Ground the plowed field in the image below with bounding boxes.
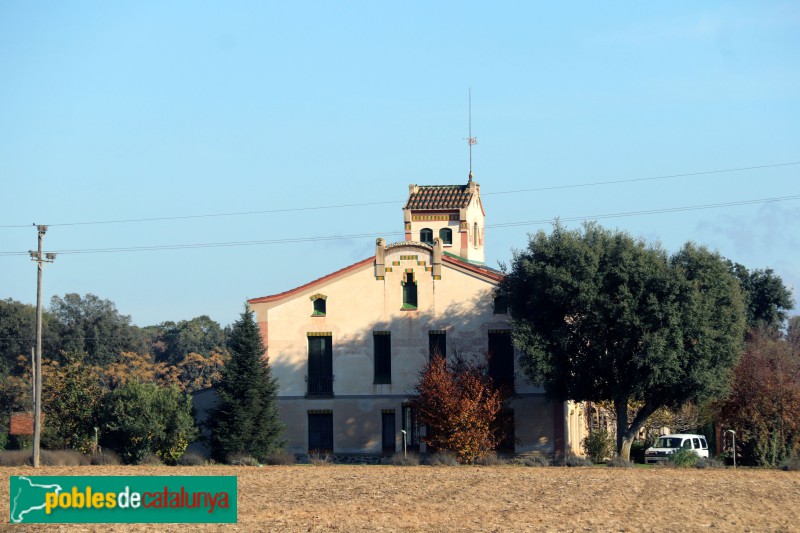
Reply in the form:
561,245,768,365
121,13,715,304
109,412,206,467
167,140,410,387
2,465,799,532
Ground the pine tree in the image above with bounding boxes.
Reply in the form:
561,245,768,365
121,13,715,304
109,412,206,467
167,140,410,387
210,307,284,462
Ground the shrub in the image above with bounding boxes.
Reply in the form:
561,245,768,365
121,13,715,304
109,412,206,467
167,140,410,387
695,457,725,469
669,449,699,467
263,449,296,466
391,453,421,466
509,455,551,467
227,452,260,466
565,455,593,467
409,352,511,465
40,450,89,466
91,450,122,465
425,451,459,466
9,435,33,450
177,451,207,466
630,440,650,464
307,452,332,466
0,450,31,466
140,453,164,466
0,449,90,466
98,381,197,465
606,456,633,468
780,457,800,471
476,453,507,466
582,429,613,464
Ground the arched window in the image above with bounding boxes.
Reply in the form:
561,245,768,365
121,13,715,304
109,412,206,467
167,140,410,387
310,294,327,316
439,228,452,245
473,222,479,247
420,228,433,245
402,272,417,309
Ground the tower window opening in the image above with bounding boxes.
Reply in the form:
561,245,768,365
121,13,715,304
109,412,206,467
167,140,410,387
420,228,433,245
439,228,452,245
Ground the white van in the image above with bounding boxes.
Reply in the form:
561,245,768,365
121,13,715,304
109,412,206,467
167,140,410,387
644,434,709,464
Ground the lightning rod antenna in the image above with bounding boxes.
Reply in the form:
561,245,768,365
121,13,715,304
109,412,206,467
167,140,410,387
467,87,477,181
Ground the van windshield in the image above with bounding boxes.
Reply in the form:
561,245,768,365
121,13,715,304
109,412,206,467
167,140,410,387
654,437,683,449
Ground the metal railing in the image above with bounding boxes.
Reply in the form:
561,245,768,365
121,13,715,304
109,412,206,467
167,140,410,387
306,375,334,397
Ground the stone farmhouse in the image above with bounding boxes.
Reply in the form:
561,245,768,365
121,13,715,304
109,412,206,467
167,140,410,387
245,173,588,459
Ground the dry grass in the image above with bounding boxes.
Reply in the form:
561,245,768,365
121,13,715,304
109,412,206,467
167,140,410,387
1,465,799,531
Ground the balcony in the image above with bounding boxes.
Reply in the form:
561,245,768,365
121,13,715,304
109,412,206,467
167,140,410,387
306,375,334,397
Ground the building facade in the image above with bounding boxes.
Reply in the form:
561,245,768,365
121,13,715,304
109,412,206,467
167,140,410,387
247,175,587,458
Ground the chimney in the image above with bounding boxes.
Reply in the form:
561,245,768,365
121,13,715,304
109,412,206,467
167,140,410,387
432,237,442,279
375,238,386,278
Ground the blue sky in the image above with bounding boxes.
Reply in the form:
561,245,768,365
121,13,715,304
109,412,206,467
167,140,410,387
1,1,798,327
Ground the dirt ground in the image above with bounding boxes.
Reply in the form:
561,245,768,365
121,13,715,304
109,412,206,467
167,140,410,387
2,465,799,532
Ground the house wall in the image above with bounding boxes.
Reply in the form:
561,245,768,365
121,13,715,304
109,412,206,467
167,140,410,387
249,242,584,458
461,194,486,264
409,215,460,251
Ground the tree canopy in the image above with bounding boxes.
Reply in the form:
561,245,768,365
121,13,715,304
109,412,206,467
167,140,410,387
727,262,794,330
150,315,227,365
0,298,59,376
49,293,150,365
500,222,746,459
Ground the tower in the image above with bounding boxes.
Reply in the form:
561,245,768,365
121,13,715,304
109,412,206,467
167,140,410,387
402,175,485,264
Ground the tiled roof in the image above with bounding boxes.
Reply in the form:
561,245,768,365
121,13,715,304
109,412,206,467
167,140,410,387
248,257,375,304
405,185,472,210
442,254,504,282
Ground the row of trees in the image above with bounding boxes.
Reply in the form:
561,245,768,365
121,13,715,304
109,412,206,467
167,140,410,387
0,295,230,412
0,350,198,462
0,294,229,374
0,300,285,465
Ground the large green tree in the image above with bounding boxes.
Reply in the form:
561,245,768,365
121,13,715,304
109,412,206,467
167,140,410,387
501,222,746,459
209,307,284,463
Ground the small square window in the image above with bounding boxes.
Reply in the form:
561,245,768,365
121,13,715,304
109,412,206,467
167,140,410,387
312,298,326,316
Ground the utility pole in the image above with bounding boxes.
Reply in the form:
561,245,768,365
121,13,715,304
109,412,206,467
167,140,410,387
29,225,55,468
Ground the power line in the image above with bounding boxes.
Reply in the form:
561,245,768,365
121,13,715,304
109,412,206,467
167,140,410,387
0,201,401,229
1,193,797,257
0,161,796,229
489,195,800,228
482,161,800,196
